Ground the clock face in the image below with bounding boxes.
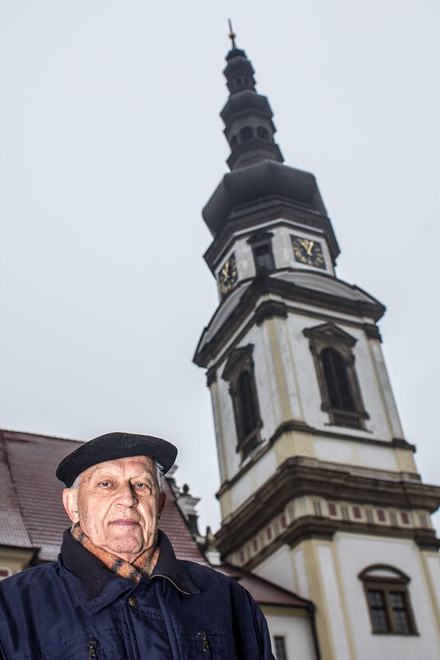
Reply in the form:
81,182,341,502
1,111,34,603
219,254,238,294
291,236,325,269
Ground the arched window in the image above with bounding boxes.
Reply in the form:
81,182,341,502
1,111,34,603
256,126,270,141
359,565,417,635
222,345,262,460
321,348,354,411
238,371,259,437
303,323,369,429
239,126,254,142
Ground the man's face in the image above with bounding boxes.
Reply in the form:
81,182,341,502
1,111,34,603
63,455,166,562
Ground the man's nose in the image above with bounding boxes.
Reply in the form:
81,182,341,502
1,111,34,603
116,483,138,506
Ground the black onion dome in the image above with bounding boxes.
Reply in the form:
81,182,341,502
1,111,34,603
203,159,327,238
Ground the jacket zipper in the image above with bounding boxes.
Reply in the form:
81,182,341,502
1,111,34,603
197,632,210,652
88,640,97,658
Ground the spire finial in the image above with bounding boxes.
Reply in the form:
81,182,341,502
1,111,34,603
228,19,237,49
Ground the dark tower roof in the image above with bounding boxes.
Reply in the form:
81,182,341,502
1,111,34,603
202,34,336,259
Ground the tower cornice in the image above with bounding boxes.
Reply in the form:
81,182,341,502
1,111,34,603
215,457,440,557
194,273,385,368
203,208,340,274
241,517,440,571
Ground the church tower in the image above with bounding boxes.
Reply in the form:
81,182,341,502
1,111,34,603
194,31,440,659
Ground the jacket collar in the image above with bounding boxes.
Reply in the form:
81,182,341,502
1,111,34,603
60,528,199,613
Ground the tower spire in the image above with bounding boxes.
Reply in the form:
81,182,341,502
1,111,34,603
228,19,237,50
220,35,283,170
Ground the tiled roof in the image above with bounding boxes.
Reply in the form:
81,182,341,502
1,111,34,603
0,430,80,560
216,563,312,608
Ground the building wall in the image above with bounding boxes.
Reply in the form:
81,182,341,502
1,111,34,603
209,300,422,521
210,297,413,511
275,533,440,660
333,534,440,659
262,606,318,660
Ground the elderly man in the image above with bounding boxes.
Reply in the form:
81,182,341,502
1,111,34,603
0,432,274,659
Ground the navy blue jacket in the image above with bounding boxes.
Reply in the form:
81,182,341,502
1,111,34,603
0,530,274,659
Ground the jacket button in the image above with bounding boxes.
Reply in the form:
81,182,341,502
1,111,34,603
128,597,138,607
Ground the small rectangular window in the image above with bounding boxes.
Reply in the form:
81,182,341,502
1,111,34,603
253,243,274,274
274,636,288,660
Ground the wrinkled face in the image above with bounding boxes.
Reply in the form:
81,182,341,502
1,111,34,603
63,455,166,562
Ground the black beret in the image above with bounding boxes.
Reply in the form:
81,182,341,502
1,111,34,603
56,432,177,487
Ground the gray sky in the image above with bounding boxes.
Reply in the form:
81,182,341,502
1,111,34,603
1,1,439,534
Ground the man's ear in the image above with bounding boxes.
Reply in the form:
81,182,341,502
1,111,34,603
63,488,80,524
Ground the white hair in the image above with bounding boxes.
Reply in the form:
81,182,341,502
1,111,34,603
69,460,165,492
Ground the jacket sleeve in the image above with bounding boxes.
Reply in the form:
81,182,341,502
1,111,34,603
230,580,275,659
0,608,11,660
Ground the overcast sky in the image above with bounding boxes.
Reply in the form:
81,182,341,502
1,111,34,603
1,1,439,534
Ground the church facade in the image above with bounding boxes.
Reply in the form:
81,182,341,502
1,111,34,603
194,32,440,659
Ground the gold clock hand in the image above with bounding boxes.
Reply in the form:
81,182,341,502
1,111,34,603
299,239,314,255
299,238,314,255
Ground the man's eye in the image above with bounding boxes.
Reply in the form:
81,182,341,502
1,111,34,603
134,482,151,492
99,481,111,488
